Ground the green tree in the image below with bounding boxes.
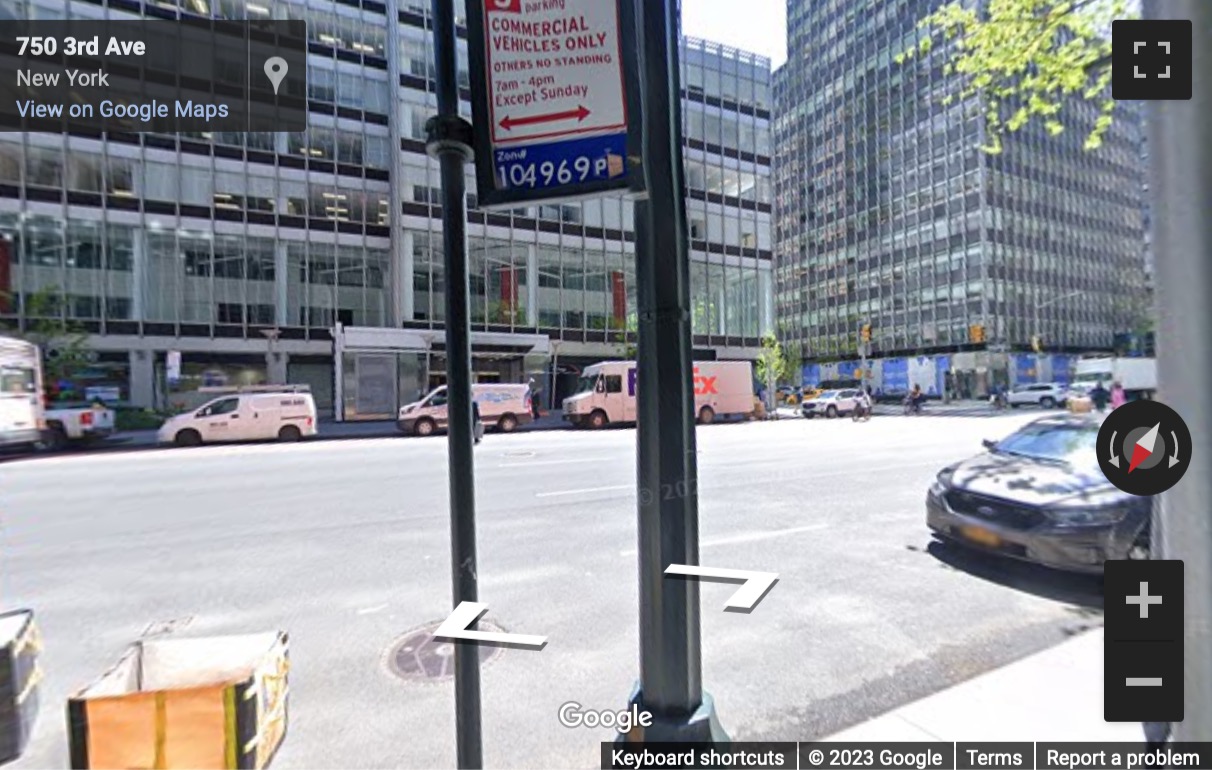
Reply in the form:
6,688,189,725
0,287,92,394
755,332,789,409
897,0,1131,154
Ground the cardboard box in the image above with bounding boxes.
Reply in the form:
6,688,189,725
1069,396,1093,414
0,609,40,765
68,632,288,770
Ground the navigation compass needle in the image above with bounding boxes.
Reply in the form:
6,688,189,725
1128,423,1162,474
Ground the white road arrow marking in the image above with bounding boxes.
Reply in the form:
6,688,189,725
432,602,547,650
1170,431,1182,468
664,564,779,611
1108,430,1120,468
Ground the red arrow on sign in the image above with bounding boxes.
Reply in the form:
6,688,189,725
499,105,591,131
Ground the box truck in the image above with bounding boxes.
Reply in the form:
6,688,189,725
0,337,45,451
562,360,755,429
1069,357,1157,400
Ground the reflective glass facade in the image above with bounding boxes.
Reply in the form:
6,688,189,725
773,0,1148,362
0,0,773,410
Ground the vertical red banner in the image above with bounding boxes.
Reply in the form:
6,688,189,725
0,239,11,314
499,267,517,312
611,271,626,324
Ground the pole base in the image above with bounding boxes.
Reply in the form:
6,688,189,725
616,683,730,744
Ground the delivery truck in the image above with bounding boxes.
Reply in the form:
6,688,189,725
1069,356,1157,400
562,360,756,429
0,336,45,451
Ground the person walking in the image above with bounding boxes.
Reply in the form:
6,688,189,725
1089,381,1111,413
1110,381,1127,410
529,377,542,420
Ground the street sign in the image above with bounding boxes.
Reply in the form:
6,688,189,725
465,0,642,209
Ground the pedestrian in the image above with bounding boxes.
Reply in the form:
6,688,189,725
528,377,542,420
1089,380,1110,412
471,399,483,445
1110,381,1127,410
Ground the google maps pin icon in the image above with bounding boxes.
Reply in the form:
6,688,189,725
264,57,288,95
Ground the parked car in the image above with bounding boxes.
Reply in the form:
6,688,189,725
800,388,865,419
158,387,318,446
43,402,117,450
1006,382,1068,409
400,383,533,436
926,414,1150,574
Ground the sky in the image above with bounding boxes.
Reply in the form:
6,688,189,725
680,0,787,69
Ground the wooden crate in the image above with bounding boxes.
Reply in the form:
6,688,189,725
0,609,40,766
68,632,288,770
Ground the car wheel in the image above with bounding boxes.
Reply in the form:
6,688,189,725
1040,396,1056,409
698,406,715,425
1009,402,1020,409
43,424,69,452
588,410,608,429
174,429,202,447
414,418,436,437
825,405,838,419
278,425,302,442
497,414,518,433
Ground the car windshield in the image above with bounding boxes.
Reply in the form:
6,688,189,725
574,375,598,394
818,390,839,399
992,422,1100,469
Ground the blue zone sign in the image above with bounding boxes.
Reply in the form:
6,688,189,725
465,0,640,209
493,132,628,192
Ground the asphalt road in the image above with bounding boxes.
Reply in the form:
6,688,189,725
1,411,1104,769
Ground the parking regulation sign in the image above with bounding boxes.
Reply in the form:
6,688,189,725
466,0,641,209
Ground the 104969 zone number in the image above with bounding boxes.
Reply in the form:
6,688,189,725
497,156,607,190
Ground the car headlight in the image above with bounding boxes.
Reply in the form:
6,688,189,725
930,466,957,497
1043,488,1134,527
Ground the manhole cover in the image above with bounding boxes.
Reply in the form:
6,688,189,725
387,620,506,682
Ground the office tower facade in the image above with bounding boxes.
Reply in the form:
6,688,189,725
0,0,773,418
774,0,1147,395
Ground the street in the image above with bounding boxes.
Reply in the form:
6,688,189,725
1,412,1104,769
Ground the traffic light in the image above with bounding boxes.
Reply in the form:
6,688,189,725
860,323,872,343
969,324,985,343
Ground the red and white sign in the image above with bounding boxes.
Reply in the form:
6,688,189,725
484,0,628,145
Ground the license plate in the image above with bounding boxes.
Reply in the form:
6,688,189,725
960,525,1002,548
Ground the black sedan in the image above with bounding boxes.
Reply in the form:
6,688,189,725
926,414,1150,574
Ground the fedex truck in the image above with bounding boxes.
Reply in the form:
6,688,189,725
562,360,755,429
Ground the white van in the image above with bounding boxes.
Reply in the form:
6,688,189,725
563,360,756,428
398,383,533,437
157,386,318,447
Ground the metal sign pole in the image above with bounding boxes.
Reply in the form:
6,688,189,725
625,0,727,742
426,0,482,766
1147,0,1211,742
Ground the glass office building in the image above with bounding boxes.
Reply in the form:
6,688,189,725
0,0,773,417
773,0,1147,393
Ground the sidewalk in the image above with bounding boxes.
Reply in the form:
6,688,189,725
771,400,1006,419
104,408,571,450
824,628,1141,742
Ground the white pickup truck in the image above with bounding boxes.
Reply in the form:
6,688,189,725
43,403,116,450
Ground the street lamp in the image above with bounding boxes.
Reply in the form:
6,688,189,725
1032,290,1085,382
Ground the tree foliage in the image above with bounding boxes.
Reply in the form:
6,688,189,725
755,332,790,388
896,0,1132,154
0,288,92,387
